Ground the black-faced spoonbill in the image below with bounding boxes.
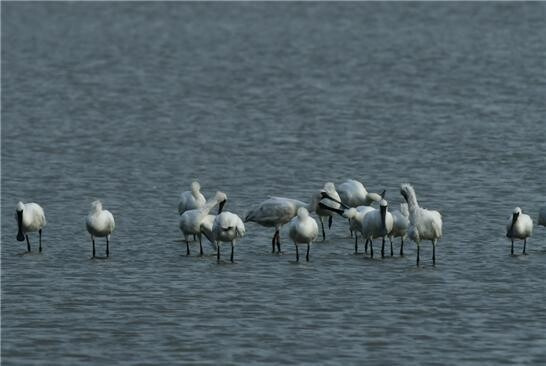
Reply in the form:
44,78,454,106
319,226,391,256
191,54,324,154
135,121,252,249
15,201,46,252
86,200,115,258
288,207,319,262
212,211,245,263
244,193,322,254
506,207,533,255
389,203,409,256
400,184,442,266
178,181,206,215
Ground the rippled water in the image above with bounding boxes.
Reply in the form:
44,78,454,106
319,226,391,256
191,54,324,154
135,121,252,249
2,3,546,365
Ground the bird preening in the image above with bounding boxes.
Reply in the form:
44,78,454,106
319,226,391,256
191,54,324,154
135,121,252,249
13,179,542,266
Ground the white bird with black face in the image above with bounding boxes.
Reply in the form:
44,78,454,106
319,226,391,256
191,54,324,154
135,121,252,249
15,201,46,252
400,184,442,266
506,207,533,255
212,212,245,263
538,206,546,227
86,200,115,258
178,181,206,215
179,191,227,256
389,203,410,256
244,193,321,253
360,200,394,258
314,182,342,241
288,207,319,262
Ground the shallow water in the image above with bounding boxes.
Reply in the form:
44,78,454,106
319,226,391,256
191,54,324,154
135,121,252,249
2,3,546,365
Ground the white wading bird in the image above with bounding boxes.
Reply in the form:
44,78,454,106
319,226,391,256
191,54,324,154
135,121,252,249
389,203,409,256
200,214,218,251
212,211,245,263
506,207,533,255
360,200,394,258
179,191,227,256
319,202,374,254
86,200,115,258
314,182,341,241
178,181,206,215
337,179,384,237
400,184,442,266
15,201,46,252
288,207,319,262
538,206,546,227
244,193,322,253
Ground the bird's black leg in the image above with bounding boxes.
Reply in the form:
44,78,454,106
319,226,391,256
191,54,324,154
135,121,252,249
381,238,385,258
193,234,196,241
271,231,277,253
400,237,404,256
365,239,368,254
328,216,333,229
511,239,514,255
416,245,420,266
370,240,373,258
92,237,96,258
186,240,190,256
106,237,110,257
217,243,220,263
26,235,31,252
390,238,393,257
39,230,42,252
199,235,203,256
230,242,234,263
432,241,436,265
295,244,299,262
306,244,310,262
523,239,526,255
276,231,281,253
354,235,358,254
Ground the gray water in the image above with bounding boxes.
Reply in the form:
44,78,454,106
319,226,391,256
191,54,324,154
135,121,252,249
2,3,546,365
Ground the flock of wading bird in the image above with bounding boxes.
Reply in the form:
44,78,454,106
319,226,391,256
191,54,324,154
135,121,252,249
14,179,546,265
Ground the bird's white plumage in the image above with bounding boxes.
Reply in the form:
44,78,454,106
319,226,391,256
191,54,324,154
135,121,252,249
15,202,46,234
179,191,227,239
245,196,310,228
212,212,246,244
86,200,115,237
360,200,394,241
344,206,374,234
401,184,442,243
288,207,319,244
337,179,382,207
506,207,533,239
390,203,410,239
315,182,342,218
400,184,442,265
178,181,206,215
200,214,216,243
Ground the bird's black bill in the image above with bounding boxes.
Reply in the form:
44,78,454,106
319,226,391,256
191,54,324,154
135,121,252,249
16,211,24,241
320,192,349,209
380,190,386,199
380,205,387,234
218,200,226,214
318,202,344,216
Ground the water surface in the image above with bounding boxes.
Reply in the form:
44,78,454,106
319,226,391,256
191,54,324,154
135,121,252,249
2,3,546,365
